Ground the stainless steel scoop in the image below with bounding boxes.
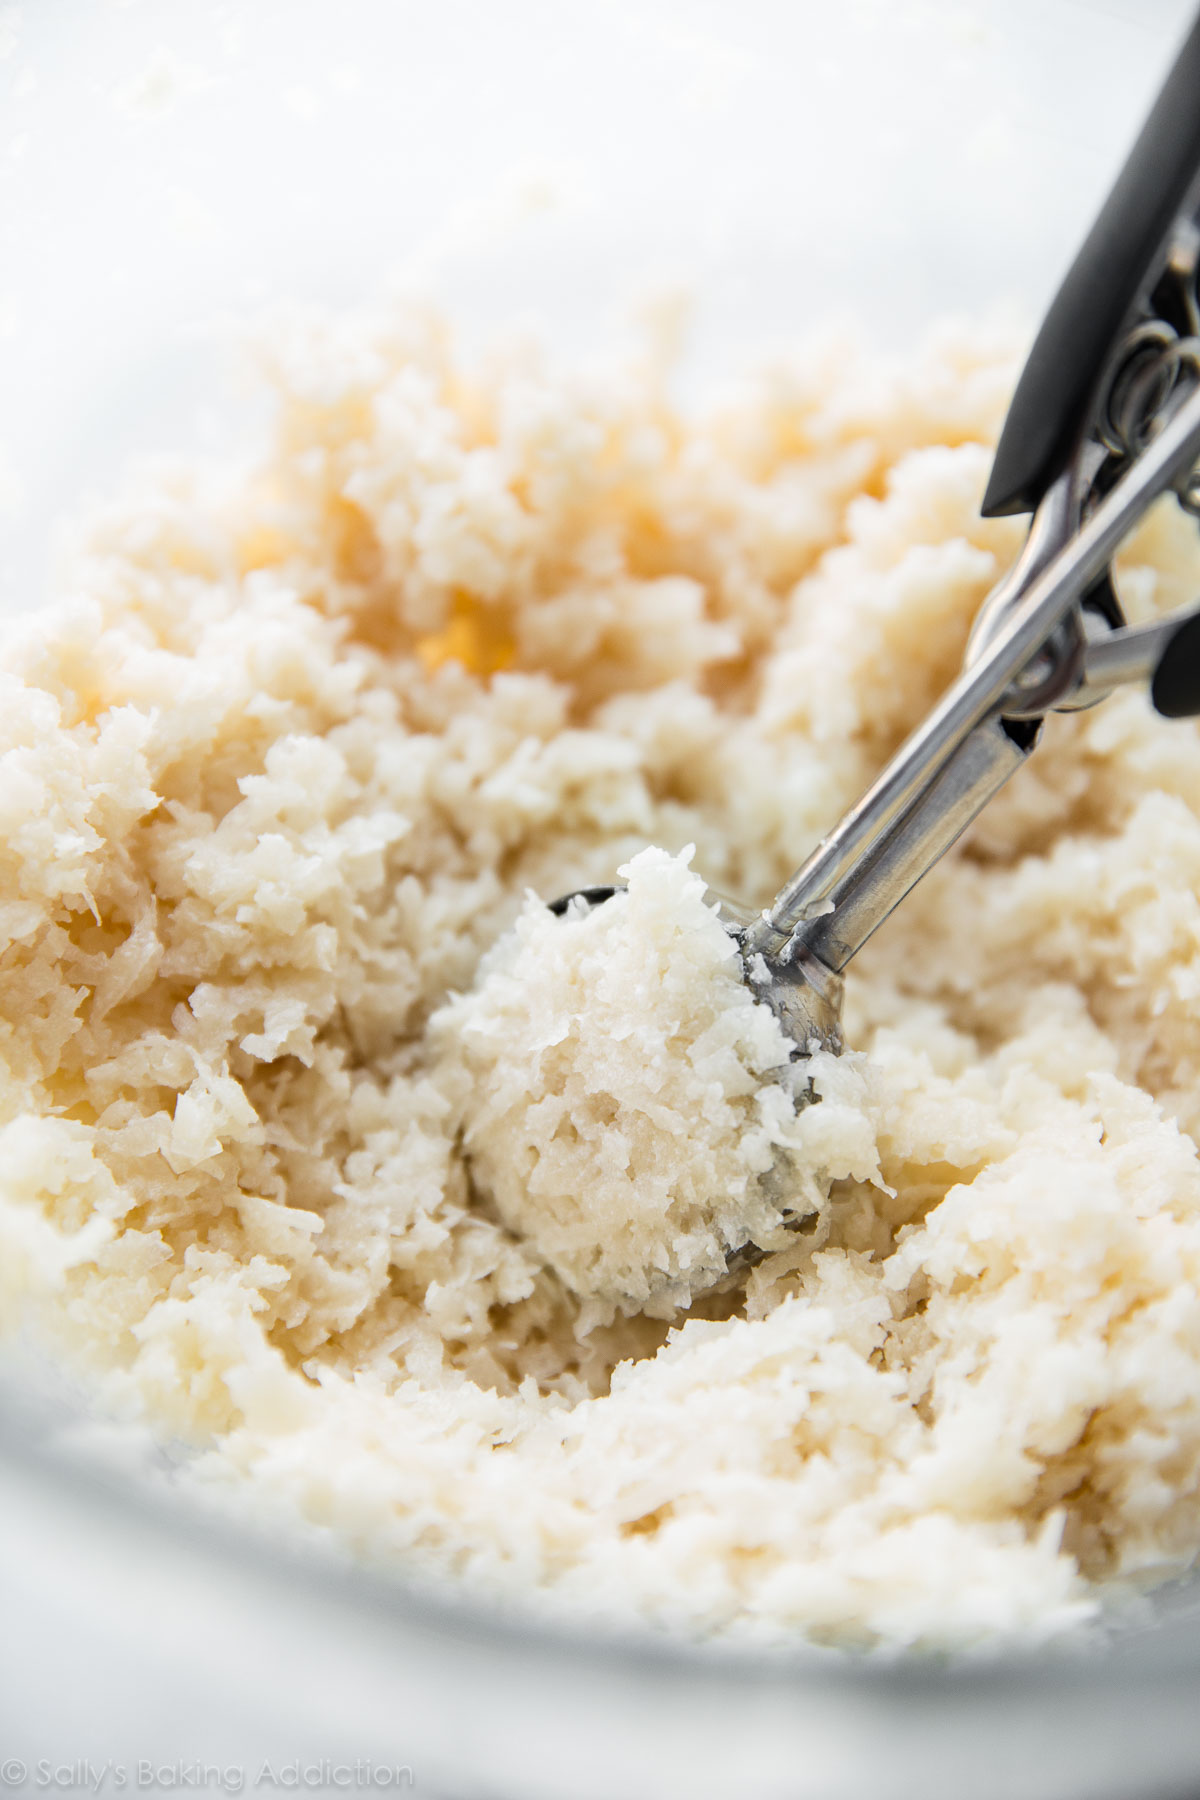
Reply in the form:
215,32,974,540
554,8,1200,1059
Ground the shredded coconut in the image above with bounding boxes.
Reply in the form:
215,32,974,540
432,846,819,1317
3,304,1200,1651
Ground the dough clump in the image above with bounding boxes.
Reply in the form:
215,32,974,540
3,306,1200,1651
433,846,815,1315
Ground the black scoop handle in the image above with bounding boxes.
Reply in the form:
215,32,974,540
1152,607,1200,716
982,10,1200,519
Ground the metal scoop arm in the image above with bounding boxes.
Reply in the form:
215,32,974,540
742,6,1200,1028
742,380,1200,985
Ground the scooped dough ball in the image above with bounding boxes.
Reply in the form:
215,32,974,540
432,847,823,1314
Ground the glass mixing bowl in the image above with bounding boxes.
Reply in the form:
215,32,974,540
3,4,1200,1796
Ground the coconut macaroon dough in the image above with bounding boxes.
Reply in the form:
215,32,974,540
4,304,1200,1651
433,846,819,1316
